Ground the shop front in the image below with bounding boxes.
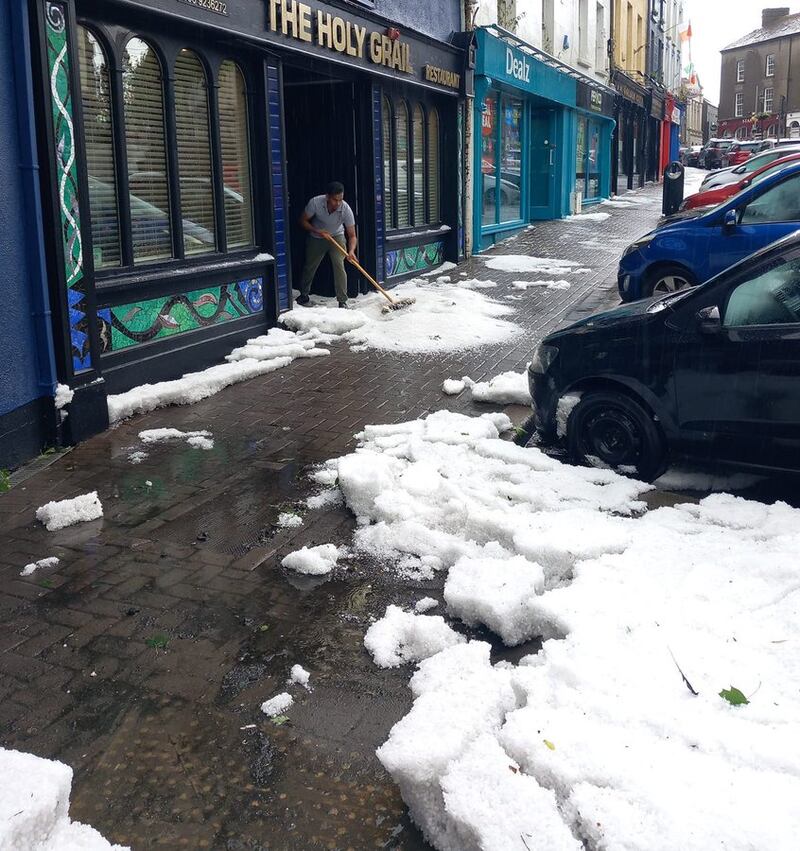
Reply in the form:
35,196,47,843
612,70,649,194
31,0,467,429
473,26,614,251
661,93,683,173
574,82,615,207
646,89,664,182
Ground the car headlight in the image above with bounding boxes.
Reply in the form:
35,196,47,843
530,343,559,375
622,234,654,257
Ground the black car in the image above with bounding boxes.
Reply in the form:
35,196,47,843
529,233,800,481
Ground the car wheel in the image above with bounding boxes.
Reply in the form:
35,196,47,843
567,391,668,481
644,265,696,298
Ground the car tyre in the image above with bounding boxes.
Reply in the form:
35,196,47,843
643,264,696,298
567,391,668,482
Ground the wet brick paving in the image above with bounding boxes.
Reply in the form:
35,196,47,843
1,184,667,849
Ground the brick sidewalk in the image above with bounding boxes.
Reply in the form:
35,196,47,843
0,184,666,850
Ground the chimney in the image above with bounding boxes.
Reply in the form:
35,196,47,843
762,7,790,27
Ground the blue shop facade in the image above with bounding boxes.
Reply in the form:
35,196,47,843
473,27,615,250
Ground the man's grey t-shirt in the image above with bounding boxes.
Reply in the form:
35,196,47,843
305,195,355,238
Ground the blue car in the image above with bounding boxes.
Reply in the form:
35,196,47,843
618,161,800,301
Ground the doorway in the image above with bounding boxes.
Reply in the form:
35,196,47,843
282,65,360,298
529,108,557,219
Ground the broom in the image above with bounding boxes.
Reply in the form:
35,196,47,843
320,232,416,313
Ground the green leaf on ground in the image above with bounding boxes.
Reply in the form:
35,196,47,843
271,715,289,726
543,739,556,751
0,470,10,493
146,634,169,649
259,624,270,632
39,579,54,589
719,686,749,706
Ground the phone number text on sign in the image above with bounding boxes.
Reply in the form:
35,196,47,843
177,0,228,16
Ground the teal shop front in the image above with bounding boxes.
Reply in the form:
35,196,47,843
473,27,614,251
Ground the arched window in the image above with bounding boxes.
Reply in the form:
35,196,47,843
77,27,120,269
382,96,393,230
123,38,172,262
427,108,440,223
218,61,254,249
412,104,425,225
174,49,215,254
395,99,410,228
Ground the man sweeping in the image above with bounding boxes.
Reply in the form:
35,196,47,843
297,181,357,309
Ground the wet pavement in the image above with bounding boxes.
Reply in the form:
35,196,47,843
2,182,794,849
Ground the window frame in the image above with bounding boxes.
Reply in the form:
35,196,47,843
74,19,259,285
763,86,774,114
735,92,744,117
736,59,745,83
766,54,775,77
382,92,444,235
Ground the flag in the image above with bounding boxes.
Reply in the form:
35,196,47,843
679,21,692,42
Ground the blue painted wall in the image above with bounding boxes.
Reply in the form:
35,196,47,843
376,0,461,43
0,6,49,418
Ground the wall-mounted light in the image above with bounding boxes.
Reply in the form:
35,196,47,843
562,34,570,51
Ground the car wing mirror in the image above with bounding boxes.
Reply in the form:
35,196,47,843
697,305,722,334
723,209,738,230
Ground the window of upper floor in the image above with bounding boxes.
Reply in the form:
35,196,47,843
766,54,775,77
737,59,745,82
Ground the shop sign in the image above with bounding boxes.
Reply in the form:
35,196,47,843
650,94,664,120
505,47,531,83
615,79,646,109
576,80,613,117
671,104,681,125
424,64,461,90
266,0,412,73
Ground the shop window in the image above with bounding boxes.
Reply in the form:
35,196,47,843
427,108,440,223
381,96,441,232
174,50,215,255
77,26,120,269
481,91,498,227
499,97,523,223
482,93,522,227
218,61,254,249
382,97,394,229
412,105,425,225
123,38,172,263
395,99,410,228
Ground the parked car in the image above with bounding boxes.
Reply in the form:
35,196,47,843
685,145,704,167
529,231,800,480
754,137,800,153
721,140,759,168
700,144,800,189
618,161,800,301
703,139,734,169
680,152,800,210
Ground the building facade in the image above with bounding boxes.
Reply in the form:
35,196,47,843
702,99,719,142
3,0,468,462
682,93,703,146
719,7,800,140
469,9,615,250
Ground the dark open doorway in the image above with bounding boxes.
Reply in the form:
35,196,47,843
282,65,361,299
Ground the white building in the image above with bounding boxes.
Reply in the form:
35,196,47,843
474,0,612,84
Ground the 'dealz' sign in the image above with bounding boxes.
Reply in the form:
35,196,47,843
505,47,531,83
266,0,412,72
